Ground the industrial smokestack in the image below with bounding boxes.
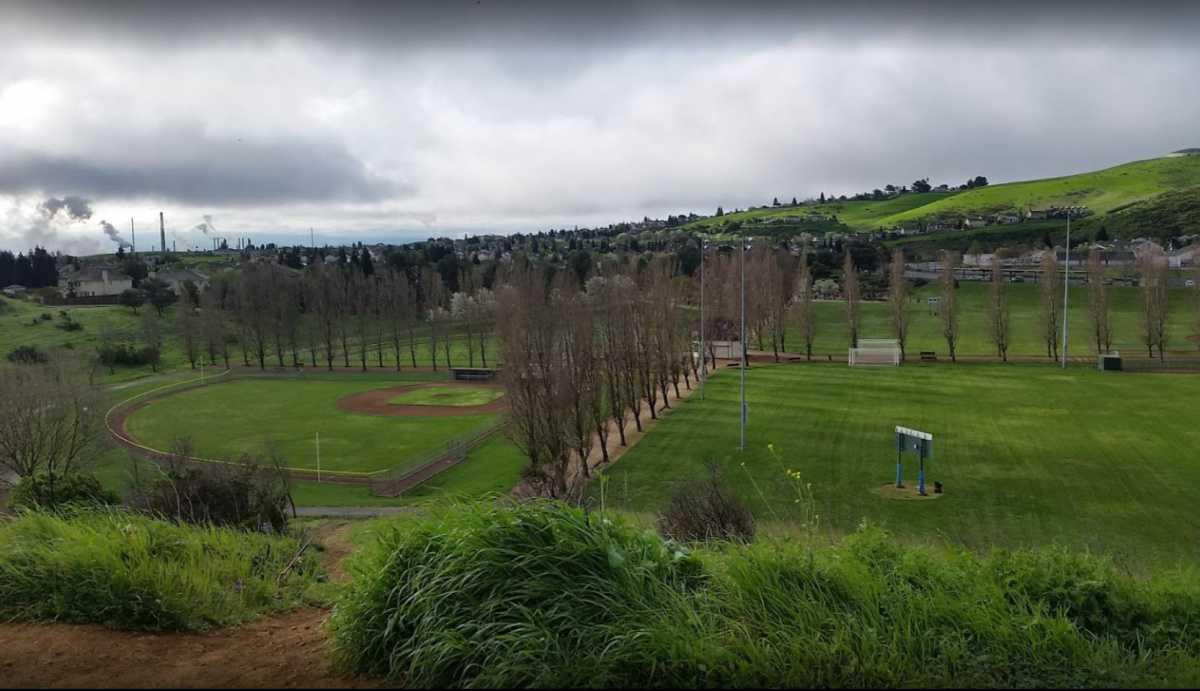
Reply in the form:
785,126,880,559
160,212,166,255
130,218,136,254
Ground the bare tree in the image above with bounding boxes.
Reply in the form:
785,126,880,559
1038,249,1061,361
176,301,200,369
887,248,909,362
495,267,579,500
940,250,959,362
140,308,164,372
1086,249,1112,354
843,252,861,349
1137,246,1170,361
1194,264,1200,351
987,250,1011,362
200,290,230,368
0,357,101,480
237,263,273,369
381,269,413,370
792,250,816,361
306,264,341,371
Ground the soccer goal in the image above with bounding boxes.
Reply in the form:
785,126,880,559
849,339,901,367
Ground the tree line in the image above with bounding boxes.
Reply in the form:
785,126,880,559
0,248,58,289
170,258,499,373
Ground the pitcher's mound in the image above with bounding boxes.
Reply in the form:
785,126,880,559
876,483,943,500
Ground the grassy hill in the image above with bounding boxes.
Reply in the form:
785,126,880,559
686,154,1200,248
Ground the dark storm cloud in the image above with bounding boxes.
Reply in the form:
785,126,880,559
5,0,1200,49
0,132,402,206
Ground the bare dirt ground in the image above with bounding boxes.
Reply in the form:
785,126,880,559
0,522,379,689
335,381,507,417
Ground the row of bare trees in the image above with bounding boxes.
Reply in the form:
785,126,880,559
174,261,498,372
497,257,697,499
947,245,1176,363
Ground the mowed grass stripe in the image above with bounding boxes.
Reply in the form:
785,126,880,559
125,377,496,474
598,363,1200,567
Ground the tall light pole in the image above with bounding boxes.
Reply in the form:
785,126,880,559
1061,208,1071,368
699,238,707,399
739,234,750,451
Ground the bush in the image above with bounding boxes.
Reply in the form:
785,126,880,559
126,439,295,533
0,509,321,631
96,342,161,367
656,464,755,543
332,502,1200,688
55,313,83,331
6,345,47,364
331,501,706,687
10,473,120,511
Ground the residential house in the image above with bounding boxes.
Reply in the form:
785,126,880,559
63,267,133,297
1168,244,1200,269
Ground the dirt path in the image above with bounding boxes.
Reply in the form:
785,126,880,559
0,523,377,689
335,381,507,417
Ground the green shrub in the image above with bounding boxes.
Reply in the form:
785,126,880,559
0,509,322,631
6,345,47,364
10,472,120,511
333,502,1200,688
331,500,706,687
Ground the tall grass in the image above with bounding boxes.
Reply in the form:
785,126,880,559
0,509,323,631
332,501,1200,688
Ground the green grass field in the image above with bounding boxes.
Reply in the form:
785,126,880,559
289,435,525,506
387,385,504,407
781,282,1199,357
123,374,497,475
597,363,1200,568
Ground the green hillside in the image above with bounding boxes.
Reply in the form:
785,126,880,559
686,154,1200,245
876,156,1200,227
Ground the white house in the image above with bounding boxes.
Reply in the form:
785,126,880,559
63,267,133,297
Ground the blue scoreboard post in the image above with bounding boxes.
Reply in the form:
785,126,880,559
894,426,934,495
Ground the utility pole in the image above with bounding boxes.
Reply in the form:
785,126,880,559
1061,208,1071,368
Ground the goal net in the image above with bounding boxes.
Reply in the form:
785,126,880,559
849,339,901,367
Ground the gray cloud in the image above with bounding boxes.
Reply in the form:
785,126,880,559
0,1,1198,254
38,195,92,221
0,129,402,206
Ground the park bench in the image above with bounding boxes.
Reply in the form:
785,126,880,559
920,351,937,362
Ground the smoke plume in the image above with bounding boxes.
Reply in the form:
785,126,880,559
191,214,218,235
99,219,132,248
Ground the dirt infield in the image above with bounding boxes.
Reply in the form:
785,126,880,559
335,382,507,418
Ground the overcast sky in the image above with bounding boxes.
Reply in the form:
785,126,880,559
1,0,1198,255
